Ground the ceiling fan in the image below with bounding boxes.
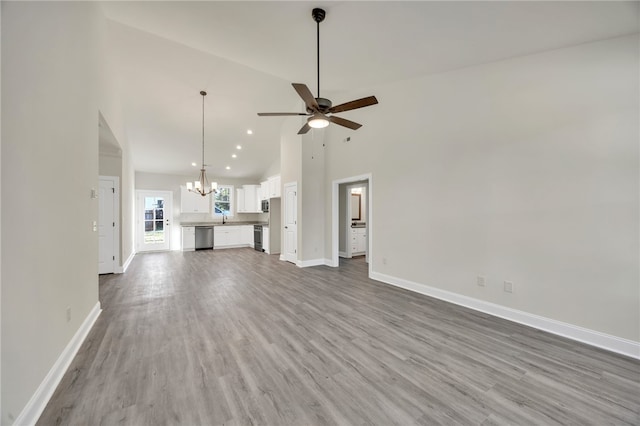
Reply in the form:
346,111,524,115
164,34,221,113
257,7,378,135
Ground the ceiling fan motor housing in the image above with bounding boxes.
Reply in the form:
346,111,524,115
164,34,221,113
308,97,332,114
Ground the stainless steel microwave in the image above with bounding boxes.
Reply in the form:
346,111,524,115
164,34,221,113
261,199,269,212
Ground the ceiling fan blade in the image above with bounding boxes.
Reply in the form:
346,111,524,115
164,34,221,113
292,83,320,112
329,115,362,130
258,112,308,116
328,96,378,114
297,122,311,135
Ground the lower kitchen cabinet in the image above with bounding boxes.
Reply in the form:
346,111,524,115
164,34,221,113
214,225,254,249
182,226,195,251
263,226,270,254
241,225,253,247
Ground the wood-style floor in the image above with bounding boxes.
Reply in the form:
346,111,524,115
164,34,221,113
39,248,639,425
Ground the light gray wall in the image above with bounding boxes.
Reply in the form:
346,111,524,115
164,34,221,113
300,131,326,262
1,2,103,422
279,117,303,261
99,155,122,179
323,35,639,342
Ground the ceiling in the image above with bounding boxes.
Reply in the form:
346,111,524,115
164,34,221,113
99,1,639,180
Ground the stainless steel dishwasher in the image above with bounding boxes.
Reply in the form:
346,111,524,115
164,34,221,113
195,226,213,250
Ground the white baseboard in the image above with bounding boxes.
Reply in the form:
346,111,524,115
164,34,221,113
116,251,135,274
14,302,102,426
339,251,348,258
296,258,326,268
370,271,640,360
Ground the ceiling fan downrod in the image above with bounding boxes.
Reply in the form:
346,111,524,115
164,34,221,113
312,8,325,99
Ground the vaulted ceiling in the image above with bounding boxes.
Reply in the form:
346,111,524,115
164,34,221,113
99,1,639,180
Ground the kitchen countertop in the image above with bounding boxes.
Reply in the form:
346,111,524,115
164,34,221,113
181,221,268,227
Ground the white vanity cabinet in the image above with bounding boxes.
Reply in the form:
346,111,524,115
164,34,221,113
351,227,367,255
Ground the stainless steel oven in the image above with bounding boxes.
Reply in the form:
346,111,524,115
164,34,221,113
254,225,263,252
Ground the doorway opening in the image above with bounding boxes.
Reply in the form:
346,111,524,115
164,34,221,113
136,190,173,252
331,174,372,277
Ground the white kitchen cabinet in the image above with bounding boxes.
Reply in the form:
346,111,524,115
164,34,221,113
180,185,210,213
260,181,269,200
268,175,281,198
243,185,260,212
236,188,246,213
263,226,270,254
214,226,242,248
181,226,195,251
241,225,253,247
351,227,367,255
236,185,261,213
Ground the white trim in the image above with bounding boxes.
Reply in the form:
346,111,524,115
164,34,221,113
99,176,120,274
14,302,102,426
296,258,327,268
370,271,640,360
338,251,348,258
331,174,372,272
116,250,135,274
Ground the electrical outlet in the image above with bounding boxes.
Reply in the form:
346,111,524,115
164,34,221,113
66,307,71,322
504,281,513,293
477,276,486,287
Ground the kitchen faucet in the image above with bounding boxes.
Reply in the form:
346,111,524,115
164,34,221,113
222,214,227,224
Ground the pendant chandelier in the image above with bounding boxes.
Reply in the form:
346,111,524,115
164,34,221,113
186,90,217,196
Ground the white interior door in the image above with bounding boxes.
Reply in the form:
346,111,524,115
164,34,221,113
283,182,297,264
98,177,116,274
137,190,172,252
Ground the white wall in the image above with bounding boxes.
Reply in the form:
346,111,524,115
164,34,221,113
300,130,326,262
1,2,104,422
323,35,639,342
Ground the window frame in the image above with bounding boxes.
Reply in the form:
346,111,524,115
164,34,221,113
212,184,234,217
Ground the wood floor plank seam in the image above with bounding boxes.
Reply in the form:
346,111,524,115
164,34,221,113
37,249,640,426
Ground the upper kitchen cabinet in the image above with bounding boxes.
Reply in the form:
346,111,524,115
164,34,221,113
180,185,210,213
268,175,281,198
236,184,261,213
260,180,269,200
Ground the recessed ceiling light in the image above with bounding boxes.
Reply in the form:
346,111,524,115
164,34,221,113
236,145,242,150
191,162,197,167
226,166,231,170
247,129,253,135
232,154,237,158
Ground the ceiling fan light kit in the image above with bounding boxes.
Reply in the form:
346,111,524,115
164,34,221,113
257,7,378,134
187,90,218,197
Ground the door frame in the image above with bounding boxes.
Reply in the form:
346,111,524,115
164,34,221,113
136,190,173,252
99,176,120,273
282,181,298,264
331,173,372,276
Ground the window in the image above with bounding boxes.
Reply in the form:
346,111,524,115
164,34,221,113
213,185,234,217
